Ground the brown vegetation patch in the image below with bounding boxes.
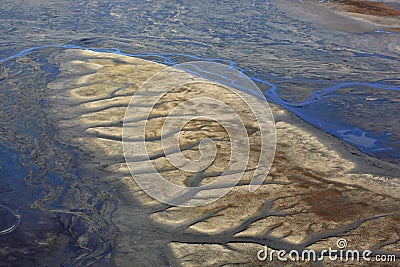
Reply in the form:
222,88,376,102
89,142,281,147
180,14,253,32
304,188,362,222
331,0,400,17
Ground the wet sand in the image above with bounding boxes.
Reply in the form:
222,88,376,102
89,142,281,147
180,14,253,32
46,49,400,266
326,0,400,31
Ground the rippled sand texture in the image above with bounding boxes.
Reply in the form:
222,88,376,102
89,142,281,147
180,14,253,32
48,49,400,266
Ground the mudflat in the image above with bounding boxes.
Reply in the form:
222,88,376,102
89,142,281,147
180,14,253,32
45,49,400,266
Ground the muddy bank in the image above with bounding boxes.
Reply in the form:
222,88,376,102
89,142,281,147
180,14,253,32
328,0,400,17
273,0,400,33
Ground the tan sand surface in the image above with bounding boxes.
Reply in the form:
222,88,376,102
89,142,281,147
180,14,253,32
47,49,400,266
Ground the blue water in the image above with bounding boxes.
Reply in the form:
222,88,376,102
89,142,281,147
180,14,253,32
0,144,26,234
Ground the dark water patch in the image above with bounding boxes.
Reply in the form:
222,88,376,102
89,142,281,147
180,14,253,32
0,142,69,266
66,37,104,47
0,144,25,236
0,50,118,266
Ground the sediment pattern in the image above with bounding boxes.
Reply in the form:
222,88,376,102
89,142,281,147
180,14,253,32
48,49,400,266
